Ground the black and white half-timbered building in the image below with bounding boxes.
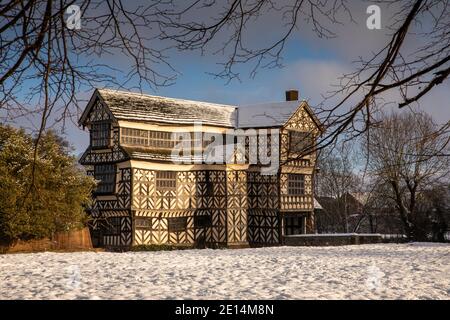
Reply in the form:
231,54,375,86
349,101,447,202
78,89,323,249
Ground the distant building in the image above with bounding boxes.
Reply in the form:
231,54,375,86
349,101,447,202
315,192,404,234
78,89,323,249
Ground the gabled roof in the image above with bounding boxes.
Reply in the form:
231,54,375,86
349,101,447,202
79,88,323,130
79,89,237,127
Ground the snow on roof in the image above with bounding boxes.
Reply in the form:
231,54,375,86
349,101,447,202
237,101,302,128
95,89,238,127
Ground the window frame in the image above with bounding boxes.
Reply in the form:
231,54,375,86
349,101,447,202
120,127,179,149
289,130,313,154
168,217,188,232
94,164,116,194
155,171,177,191
135,217,152,229
284,216,305,235
91,121,111,149
287,174,305,196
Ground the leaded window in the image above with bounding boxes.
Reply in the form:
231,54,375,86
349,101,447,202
135,218,151,229
121,128,148,146
91,122,111,148
150,130,176,148
94,164,116,193
284,216,304,235
155,171,177,191
120,128,212,150
168,217,187,232
289,131,312,153
287,174,305,195
120,128,177,149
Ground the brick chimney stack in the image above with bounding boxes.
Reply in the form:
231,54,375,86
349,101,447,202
285,90,299,101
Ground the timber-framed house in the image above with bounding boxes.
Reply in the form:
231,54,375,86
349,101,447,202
78,89,323,249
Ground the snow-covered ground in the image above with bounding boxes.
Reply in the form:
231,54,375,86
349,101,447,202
0,243,448,299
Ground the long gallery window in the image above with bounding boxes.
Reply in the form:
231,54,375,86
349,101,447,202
120,128,209,149
287,174,305,195
121,128,176,149
94,164,116,193
91,122,111,148
121,128,149,146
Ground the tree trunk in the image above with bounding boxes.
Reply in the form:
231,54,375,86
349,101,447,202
432,208,448,242
390,180,417,241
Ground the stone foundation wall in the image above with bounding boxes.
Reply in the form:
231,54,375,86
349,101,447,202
283,233,383,246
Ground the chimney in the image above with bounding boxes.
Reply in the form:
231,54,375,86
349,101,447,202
285,89,299,101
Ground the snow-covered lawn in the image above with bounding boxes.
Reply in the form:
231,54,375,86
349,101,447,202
0,243,448,300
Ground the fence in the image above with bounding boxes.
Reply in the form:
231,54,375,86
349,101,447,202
380,234,408,243
282,233,416,246
1,227,93,253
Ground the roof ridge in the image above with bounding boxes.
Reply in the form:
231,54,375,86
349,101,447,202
80,88,322,130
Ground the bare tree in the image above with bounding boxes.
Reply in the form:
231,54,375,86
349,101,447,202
315,143,362,233
357,179,405,235
156,0,450,152
415,183,450,242
0,0,449,162
364,110,450,241
1,0,178,131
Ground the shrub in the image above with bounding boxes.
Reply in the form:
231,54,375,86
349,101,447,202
0,125,95,244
